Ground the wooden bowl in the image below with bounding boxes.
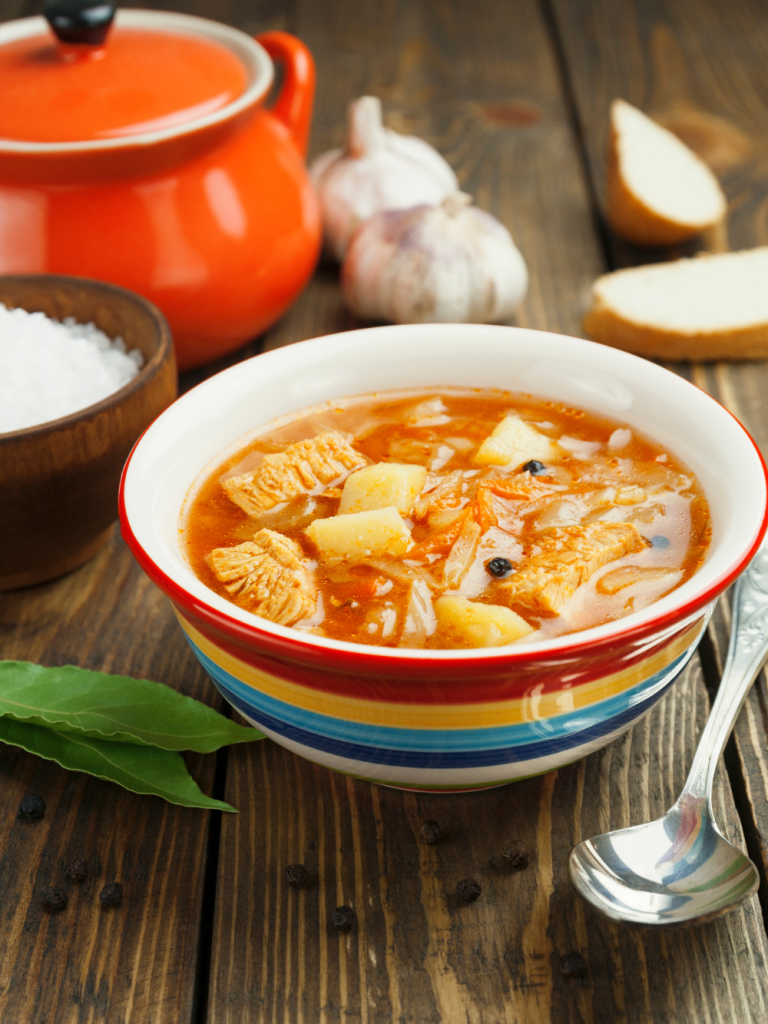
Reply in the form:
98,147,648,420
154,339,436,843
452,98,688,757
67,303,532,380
0,275,177,590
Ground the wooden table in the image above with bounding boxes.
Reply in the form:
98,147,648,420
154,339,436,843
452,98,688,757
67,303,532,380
2,0,768,1020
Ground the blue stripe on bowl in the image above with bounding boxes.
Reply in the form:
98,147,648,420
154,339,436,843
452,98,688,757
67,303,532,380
215,672,680,768
186,642,695,770
187,638,693,753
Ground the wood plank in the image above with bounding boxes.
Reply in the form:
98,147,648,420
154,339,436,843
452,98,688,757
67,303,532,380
0,0,34,19
547,0,768,267
548,0,768,937
259,0,605,352
552,659,768,1023
207,0,768,1021
209,662,768,1023
0,5,233,1020
3,0,767,1020
0,534,225,1023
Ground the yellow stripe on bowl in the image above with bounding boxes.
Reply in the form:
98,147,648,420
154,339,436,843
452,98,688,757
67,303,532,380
176,613,703,731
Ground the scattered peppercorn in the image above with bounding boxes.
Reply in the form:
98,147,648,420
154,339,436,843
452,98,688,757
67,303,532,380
332,905,355,932
502,840,529,870
456,878,482,902
485,557,513,579
522,460,547,475
419,820,441,845
651,534,671,549
19,794,46,820
285,863,309,889
560,952,587,979
68,857,88,881
99,883,123,908
42,887,68,911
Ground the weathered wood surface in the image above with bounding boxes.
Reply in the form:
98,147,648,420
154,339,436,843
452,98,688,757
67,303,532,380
208,0,768,1021
0,0,29,18
256,0,606,353
548,0,768,257
1,0,768,1021
210,662,768,1024
0,539,221,1023
549,0,768,937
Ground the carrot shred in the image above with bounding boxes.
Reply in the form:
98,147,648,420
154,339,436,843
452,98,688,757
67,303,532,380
484,476,596,501
409,510,470,559
484,477,549,501
473,484,498,531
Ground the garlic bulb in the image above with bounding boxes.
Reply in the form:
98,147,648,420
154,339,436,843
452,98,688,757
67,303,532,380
310,96,458,261
341,193,528,324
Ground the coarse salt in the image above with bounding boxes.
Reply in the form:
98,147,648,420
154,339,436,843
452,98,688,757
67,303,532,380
0,303,144,433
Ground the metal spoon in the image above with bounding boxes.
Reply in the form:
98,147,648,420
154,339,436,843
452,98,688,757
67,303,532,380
569,540,768,927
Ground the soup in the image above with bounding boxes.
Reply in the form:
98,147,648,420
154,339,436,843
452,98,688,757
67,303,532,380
182,388,710,649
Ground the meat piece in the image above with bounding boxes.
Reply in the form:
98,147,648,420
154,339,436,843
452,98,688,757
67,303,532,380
223,432,367,513
495,522,647,617
210,528,316,625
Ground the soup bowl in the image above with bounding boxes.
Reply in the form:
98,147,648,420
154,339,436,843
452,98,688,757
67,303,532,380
119,324,768,792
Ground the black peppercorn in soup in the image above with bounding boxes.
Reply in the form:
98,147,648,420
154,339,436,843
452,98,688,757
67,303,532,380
182,389,711,649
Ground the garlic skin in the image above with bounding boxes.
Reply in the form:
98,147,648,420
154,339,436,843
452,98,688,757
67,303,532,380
310,96,458,261
341,193,528,324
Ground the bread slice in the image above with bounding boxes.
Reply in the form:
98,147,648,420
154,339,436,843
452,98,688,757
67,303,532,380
583,248,768,360
607,99,727,246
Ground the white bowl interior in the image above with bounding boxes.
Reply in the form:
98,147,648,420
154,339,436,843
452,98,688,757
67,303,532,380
123,324,766,659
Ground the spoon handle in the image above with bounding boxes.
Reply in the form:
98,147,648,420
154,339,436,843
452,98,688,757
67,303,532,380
682,540,768,802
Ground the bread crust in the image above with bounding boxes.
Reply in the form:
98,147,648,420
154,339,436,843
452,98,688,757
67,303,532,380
606,111,725,247
584,301,768,361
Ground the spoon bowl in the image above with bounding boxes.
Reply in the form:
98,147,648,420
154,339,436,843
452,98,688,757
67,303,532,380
569,796,760,927
569,540,768,927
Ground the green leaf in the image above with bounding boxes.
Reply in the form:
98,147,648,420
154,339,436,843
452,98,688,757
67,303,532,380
0,661,263,752
0,716,237,812
4,712,167,748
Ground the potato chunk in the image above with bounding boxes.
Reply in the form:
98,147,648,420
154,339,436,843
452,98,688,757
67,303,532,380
475,416,557,468
209,528,316,625
223,432,367,513
338,462,427,516
496,521,647,616
306,507,412,562
435,596,534,648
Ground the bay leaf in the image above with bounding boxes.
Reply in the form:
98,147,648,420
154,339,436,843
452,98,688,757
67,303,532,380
0,716,237,811
6,713,179,749
0,661,263,752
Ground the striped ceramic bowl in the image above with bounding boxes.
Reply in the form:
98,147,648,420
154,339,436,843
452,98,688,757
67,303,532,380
119,325,768,792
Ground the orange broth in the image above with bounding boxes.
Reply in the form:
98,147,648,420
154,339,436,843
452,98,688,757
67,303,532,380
182,388,710,649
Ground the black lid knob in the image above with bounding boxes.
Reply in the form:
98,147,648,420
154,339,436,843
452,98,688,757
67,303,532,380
43,0,116,47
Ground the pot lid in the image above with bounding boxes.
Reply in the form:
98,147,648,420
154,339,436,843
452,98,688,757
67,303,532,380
0,3,263,146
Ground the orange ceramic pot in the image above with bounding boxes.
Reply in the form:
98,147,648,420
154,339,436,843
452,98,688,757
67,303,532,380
0,7,321,369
